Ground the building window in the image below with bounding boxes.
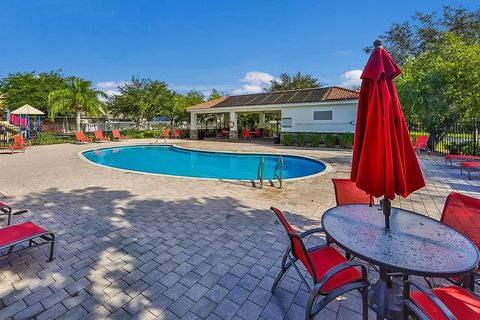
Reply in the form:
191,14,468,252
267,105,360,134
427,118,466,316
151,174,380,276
313,110,333,120
281,117,292,128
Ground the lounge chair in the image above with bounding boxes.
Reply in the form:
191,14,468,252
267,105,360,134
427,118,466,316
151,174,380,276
220,128,229,137
332,179,373,206
254,128,261,138
94,130,110,142
75,131,92,144
0,201,28,226
161,129,170,142
0,222,55,262
413,135,429,155
270,207,369,320
445,154,480,167
172,130,181,139
13,135,31,149
112,129,127,141
460,162,480,179
402,277,480,320
3,144,25,154
242,129,251,140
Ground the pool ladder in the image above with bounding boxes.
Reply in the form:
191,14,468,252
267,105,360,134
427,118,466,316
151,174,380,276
257,156,283,189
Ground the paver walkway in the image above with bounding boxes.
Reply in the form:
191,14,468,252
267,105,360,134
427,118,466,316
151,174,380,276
0,139,478,320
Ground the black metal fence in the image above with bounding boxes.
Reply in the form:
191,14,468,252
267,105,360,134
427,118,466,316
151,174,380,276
407,118,479,156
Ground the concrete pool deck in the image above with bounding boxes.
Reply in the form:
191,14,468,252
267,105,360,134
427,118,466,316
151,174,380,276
0,139,478,319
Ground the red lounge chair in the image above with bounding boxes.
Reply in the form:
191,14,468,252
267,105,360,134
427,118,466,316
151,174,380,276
413,135,429,155
112,129,127,141
445,154,480,167
432,192,480,287
242,129,251,140
94,130,110,142
254,128,261,138
0,201,28,226
172,129,181,139
460,162,480,179
75,131,92,144
14,135,31,149
270,207,369,320
4,144,25,154
332,179,374,206
0,222,55,261
402,279,480,320
221,128,229,137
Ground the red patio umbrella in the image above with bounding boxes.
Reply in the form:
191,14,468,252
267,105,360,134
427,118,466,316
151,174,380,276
351,40,425,230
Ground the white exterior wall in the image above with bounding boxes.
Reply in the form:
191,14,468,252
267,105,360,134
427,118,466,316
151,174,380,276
280,102,357,133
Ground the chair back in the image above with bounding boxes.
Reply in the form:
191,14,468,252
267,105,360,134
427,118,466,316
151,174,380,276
75,131,85,140
112,129,120,138
162,129,170,137
14,135,24,145
441,192,480,249
174,130,181,136
332,179,373,206
414,135,429,148
94,130,104,139
243,130,251,138
270,207,316,279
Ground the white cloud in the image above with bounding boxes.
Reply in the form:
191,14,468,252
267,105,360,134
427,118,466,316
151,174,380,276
340,69,362,88
95,81,127,96
232,71,276,94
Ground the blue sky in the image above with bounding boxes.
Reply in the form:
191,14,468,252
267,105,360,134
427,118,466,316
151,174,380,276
0,0,477,96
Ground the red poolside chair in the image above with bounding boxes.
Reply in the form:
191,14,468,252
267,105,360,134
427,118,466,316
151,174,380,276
112,129,127,141
445,154,480,167
460,162,480,180
0,201,28,226
413,135,429,155
254,128,261,138
221,128,229,137
94,130,110,142
75,131,92,144
332,179,374,206
242,129,251,140
270,207,369,320
172,129,181,139
402,278,480,320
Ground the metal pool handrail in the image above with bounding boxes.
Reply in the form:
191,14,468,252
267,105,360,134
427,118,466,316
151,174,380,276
274,156,284,189
257,156,264,189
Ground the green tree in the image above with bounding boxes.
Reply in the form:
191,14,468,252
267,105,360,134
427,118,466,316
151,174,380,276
48,77,106,132
366,6,480,64
267,72,325,92
0,71,67,113
396,33,480,137
207,89,223,101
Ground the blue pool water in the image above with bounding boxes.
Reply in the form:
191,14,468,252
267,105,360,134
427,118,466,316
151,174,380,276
82,145,326,180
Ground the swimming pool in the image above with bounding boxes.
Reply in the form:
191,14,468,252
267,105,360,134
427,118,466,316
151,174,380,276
81,145,327,180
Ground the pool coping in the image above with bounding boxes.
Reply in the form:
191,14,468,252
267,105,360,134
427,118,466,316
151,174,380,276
76,143,335,183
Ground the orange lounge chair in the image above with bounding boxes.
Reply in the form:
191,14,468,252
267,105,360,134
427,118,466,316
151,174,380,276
94,130,110,142
75,131,93,144
14,135,31,149
172,130,181,139
161,129,170,142
112,129,127,141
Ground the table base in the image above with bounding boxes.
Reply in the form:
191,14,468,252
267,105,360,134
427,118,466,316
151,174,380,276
368,277,403,320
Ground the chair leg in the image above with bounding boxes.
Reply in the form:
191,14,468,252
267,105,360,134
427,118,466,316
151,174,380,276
361,286,368,320
271,248,290,294
49,233,56,261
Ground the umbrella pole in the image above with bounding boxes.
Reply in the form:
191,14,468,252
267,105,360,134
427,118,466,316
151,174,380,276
382,197,391,230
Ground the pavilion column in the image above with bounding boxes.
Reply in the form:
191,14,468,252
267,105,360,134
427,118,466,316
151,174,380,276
190,113,198,140
229,111,238,140
258,112,266,137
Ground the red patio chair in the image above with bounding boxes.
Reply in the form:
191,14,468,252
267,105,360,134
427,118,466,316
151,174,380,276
172,129,181,139
0,201,28,226
460,162,480,180
413,135,429,155
332,179,374,206
254,128,261,138
0,222,55,261
242,129,251,140
94,130,110,142
445,154,480,168
112,129,127,141
221,128,229,137
270,207,369,320
402,278,480,320
75,131,92,144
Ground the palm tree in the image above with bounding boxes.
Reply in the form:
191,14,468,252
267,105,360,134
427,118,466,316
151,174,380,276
48,77,106,132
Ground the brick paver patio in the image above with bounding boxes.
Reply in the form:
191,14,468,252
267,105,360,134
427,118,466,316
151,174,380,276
0,139,478,320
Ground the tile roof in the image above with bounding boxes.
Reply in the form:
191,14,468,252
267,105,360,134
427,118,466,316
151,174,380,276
187,86,358,111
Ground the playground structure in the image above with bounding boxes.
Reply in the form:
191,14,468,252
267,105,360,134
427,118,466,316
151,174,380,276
1,105,44,148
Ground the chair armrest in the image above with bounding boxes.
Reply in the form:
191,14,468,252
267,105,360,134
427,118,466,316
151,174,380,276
316,261,368,292
405,280,456,320
0,204,12,215
299,227,325,239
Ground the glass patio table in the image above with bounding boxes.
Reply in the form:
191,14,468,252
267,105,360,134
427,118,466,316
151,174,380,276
322,204,479,320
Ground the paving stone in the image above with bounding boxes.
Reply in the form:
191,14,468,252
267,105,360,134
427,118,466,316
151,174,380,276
191,297,218,319
168,295,196,317
185,283,209,302
12,301,44,320
36,302,68,320
213,299,240,320
237,300,264,320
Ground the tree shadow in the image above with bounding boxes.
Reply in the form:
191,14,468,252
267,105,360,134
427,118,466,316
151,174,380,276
0,187,323,319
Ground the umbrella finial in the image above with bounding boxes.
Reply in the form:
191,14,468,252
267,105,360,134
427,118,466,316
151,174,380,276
373,39,383,49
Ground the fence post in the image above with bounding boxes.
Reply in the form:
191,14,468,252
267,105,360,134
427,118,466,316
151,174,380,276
474,118,478,155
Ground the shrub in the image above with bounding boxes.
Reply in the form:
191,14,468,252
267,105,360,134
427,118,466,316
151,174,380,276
324,133,336,148
339,133,354,148
282,134,294,146
33,132,63,145
310,134,320,147
296,133,306,146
